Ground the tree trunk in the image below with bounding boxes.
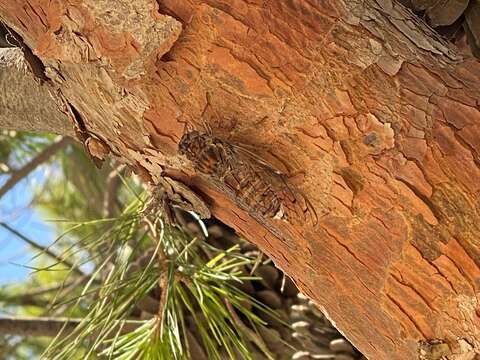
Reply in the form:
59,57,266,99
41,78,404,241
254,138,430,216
1,1,479,359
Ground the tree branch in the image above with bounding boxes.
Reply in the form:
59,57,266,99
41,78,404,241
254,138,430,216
0,48,73,136
0,293,49,307
102,164,126,218
0,278,88,308
0,136,72,199
1,1,479,359
0,316,140,337
0,222,87,277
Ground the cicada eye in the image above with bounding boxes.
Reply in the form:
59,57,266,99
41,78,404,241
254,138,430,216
179,132,192,152
178,137,187,155
179,131,201,157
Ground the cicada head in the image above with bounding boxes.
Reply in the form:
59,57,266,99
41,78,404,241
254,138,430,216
179,131,204,160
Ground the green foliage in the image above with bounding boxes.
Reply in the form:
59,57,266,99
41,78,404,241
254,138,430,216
0,131,57,172
1,132,288,359
43,195,278,359
36,144,130,221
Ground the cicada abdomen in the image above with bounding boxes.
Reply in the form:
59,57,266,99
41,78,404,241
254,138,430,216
179,131,317,225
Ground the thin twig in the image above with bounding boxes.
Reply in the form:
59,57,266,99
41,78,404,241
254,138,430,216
0,136,72,199
154,230,169,328
143,217,170,338
0,292,49,307
224,299,274,359
7,279,79,299
156,264,169,337
102,164,126,218
1,277,88,309
0,222,86,277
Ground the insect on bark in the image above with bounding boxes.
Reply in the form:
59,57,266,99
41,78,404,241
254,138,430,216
178,130,317,226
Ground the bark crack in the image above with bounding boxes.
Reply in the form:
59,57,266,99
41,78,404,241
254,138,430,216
390,272,436,312
395,176,440,223
442,251,477,294
410,244,458,295
25,2,47,30
321,225,373,273
385,293,429,339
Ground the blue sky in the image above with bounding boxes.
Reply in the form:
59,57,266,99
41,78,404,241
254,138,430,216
0,170,56,284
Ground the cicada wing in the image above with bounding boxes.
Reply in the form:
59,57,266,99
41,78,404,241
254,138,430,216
232,145,317,225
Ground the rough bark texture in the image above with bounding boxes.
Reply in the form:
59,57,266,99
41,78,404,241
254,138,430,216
0,1,479,359
0,47,73,135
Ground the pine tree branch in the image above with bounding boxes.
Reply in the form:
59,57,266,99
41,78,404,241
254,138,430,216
0,136,73,199
224,299,273,359
0,316,141,337
0,222,87,277
15,279,80,298
1,293,49,307
1,277,89,308
0,316,80,337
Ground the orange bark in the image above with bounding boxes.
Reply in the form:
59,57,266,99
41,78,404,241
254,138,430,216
1,1,479,359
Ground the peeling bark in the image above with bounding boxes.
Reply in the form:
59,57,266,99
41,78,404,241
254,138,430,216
0,1,479,359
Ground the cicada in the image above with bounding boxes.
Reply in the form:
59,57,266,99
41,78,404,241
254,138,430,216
178,130,317,226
